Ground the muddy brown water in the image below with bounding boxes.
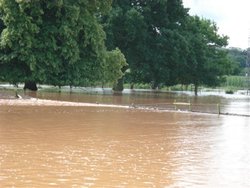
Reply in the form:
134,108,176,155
0,89,250,187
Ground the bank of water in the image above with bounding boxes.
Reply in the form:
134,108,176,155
0,88,250,187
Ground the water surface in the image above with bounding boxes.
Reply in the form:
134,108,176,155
0,104,250,187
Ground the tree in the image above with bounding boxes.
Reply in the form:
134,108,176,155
181,16,229,95
103,1,147,90
103,48,127,87
103,0,189,90
0,0,125,90
226,47,247,75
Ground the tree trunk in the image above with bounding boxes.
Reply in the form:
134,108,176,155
151,81,158,90
24,81,38,91
130,83,134,90
185,85,188,91
194,84,198,96
113,78,124,92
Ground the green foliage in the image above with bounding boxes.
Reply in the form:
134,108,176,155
104,0,189,89
0,0,242,94
105,2,230,95
181,16,229,94
0,0,125,87
103,48,127,84
226,47,247,75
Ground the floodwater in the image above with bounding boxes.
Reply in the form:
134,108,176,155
32,88,250,116
0,89,250,187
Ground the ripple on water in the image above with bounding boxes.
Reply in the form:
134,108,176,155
1,103,250,187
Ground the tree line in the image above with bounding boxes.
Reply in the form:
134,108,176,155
0,0,244,95
226,47,249,76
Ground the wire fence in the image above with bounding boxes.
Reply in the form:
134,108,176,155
132,101,250,117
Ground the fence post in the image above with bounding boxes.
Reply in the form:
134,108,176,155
217,103,221,115
189,100,192,111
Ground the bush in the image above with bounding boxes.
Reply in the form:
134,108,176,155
225,90,234,94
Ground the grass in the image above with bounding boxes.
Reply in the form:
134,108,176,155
162,84,195,91
124,83,151,89
222,76,246,89
124,76,248,95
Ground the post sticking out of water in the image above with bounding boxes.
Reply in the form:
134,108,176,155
217,103,221,115
174,100,177,110
15,90,22,99
189,100,192,111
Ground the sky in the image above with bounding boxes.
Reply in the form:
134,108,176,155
182,0,250,49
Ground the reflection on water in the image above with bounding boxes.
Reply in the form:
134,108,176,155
0,105,250,187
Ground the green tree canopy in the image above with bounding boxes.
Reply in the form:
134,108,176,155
181,16,229,95
0,0,125,89
104,0,189,90
226,47,247,75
